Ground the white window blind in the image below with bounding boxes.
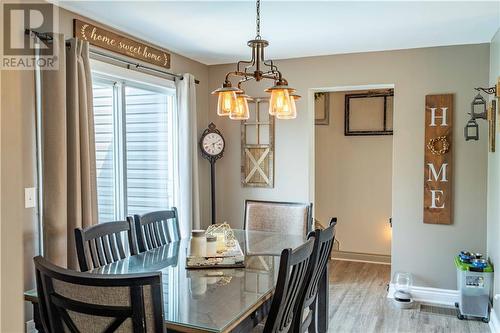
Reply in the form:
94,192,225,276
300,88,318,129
93,80,117,222
125,85,173,216
92,74,175,222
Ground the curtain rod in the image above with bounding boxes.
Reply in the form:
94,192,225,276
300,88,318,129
25,29,200,84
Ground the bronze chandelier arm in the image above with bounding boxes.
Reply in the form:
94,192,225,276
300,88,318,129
264,59,278,73
237,46,256,73
224,71,255,83
237,76,255,89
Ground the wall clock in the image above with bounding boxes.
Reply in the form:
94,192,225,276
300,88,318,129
199,123,225,225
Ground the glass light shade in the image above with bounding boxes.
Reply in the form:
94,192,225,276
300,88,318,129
276,94,299,119
230,94,250,120
217,91,238,116
268,88,292,116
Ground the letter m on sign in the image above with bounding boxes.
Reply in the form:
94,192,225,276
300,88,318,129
423,94,453,224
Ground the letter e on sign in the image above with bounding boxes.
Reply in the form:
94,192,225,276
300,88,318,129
423,94,453,224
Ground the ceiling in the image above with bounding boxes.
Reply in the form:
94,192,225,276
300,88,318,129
59,1,500,65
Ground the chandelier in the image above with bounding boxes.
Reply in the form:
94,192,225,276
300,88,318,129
212,0,300,120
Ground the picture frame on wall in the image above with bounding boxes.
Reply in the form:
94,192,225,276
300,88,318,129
315,92,330,125
344,89,394,136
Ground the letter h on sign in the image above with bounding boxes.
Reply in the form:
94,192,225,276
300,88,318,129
423,95,453,225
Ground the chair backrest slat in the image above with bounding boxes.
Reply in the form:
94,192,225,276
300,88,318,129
294,217,337,333
132,208,181,253
75,220,136,272
102,235,114,263
34,256,164,333
108,234,120,262
115,232,126,259
263,237,315,333
89,239,100,268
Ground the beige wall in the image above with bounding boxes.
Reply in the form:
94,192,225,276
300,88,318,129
0,4,210,331
209,43,490,289
315,91,392,256
487,28,500,321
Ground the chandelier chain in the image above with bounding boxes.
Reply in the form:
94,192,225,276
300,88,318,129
256,0,261,39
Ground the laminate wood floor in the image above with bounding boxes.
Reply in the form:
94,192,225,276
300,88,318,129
328,260,490,333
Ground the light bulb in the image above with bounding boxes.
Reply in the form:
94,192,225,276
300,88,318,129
230,94,250,120
217,91,237,116
276,94,298,119
269,88,291,116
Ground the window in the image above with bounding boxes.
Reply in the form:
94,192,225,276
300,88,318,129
92,67,176,222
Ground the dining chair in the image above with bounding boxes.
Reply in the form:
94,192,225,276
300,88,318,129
75,220,136,272
294,218,337,333
34,255,164,333
260,237,316,333
244,200,313,237
132,208,181,253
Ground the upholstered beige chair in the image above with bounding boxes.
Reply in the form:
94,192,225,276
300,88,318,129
244,200,313,237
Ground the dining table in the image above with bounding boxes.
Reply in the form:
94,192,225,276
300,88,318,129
24,229,330,333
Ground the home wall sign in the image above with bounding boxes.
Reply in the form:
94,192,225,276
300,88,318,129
424,94,453,225
241,98,275,188
74,19,171,69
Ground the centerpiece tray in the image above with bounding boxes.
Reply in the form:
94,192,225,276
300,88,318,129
186,241,245,269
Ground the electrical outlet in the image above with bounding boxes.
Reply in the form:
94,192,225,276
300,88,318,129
24,187,36,208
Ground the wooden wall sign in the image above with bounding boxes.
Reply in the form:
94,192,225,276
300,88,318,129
423,94,453,224
74,19,170,69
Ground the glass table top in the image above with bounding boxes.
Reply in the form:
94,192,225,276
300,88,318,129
90,229,305,332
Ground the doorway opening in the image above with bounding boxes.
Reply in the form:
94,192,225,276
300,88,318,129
312,85,394,265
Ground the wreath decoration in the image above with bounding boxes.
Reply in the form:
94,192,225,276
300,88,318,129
427,136,450,155
80,24,89,41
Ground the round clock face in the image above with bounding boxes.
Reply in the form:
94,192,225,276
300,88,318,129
202,132,224,156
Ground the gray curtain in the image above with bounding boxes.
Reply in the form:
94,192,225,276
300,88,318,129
41,34,98,269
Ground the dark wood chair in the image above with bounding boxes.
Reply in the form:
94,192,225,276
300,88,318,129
244,200,313,237
261,237,316,333
132,208,181,253
34,255,164,333
75,220,136,272
294,218,337,333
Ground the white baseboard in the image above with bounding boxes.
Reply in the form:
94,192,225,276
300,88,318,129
387,283,459,306
490,308,500,333
331,251,391,265
332,257,391,265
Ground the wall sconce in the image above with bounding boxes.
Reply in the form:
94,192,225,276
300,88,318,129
464,79,499,141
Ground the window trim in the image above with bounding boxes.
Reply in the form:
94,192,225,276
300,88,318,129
91,59,176,93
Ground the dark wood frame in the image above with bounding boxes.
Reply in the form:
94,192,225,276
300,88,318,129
263,238,315,333
75,220,137,272
294,218,337,333
132,208,181,253
344,90,394,136
243,199,313,235
34,256,164,333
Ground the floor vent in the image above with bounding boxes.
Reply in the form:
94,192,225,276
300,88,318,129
419,304,456,317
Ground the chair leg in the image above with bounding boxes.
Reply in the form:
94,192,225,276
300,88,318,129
308,301,317,333
317,265,329,333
